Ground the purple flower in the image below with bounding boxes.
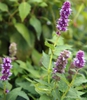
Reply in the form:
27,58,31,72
73,50,85,68
56,1,72,34
53,50,71,73
5,89,9,93
0,57,12,80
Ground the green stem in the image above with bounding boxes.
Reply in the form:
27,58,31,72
47,35,60,83
9,9,18,22
48,52,53,83
61,70,78,100
3,81,6,100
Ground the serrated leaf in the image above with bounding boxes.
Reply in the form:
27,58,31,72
30,16,42,40
14,23,31,47
19,2,31,21
0,2,8,12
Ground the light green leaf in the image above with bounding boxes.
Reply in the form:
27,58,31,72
19,2,31,21
0,2,8,12
30,16,42,40
39,94,51,100
74,74,87,86
39,2,48,7
29,0,42,3
66,88,84,99
6,87,22,100
41,52,50,68
45,40,54,50
54,45,72,56
7,87,29,100
31,49,42,66
17,91,29,100
16,82,37,95
14,23,31,46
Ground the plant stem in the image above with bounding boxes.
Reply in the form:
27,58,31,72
61,70,78,100
47,35,60,83
3,81,6,100
48,52,53,83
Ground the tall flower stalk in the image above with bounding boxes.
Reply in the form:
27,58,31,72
56,1,72,34
47,1,72,83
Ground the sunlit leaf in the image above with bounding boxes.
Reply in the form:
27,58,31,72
19,2,31,21
0,3,8,12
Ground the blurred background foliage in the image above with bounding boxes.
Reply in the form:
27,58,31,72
0,0,87,62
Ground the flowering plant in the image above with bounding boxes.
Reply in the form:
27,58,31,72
0,1,87,100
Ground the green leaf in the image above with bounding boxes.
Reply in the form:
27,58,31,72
0,2,8,12
29,0,42,3
19,2,31,21
7,87,21,100
58,80,68,92
12,62,23,76
31,49,42,66
48,31,64,45
14,23,31,47
17,91,29,100
10,31,32,60
74,74,87,86
66,88,83,99
52,89,61,100
5,81,12,90
35,83,51,95
7,87,29,100
39,2,48,7
42,25,52,38
30,16,42,40
39,94,51,100
41,52,50,68
54,45,72,56
45,40,54,50
16,82,37,95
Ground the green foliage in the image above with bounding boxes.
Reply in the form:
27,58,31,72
19,2,31,22
0,0,87,100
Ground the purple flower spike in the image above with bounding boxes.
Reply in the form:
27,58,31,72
56,1,72,33
0,57,12,80
53,50,71,73
73,50,86,68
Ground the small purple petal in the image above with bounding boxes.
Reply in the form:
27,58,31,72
73,50,86,68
